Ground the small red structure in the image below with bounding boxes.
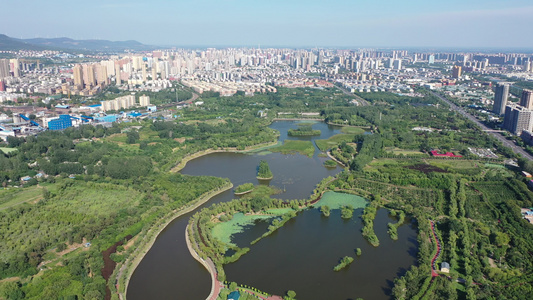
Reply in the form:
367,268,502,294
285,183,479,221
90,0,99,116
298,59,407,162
430,150,462,158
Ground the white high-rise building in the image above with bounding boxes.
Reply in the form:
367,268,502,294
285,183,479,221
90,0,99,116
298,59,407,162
139,95,150,107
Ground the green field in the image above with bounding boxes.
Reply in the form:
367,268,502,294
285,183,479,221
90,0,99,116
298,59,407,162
340,127,366,134
315,191,368,210
0,185,46,211
271,140,315,157
0,147,17,154
315,134,356,151
384,147,427,156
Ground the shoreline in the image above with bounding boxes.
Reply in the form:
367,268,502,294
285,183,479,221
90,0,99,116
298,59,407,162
171,140,279,173
185,224,221,300
117,182,233,300
325,122,372,129
326,150,348,168
272,118,324,121
234,189,254,195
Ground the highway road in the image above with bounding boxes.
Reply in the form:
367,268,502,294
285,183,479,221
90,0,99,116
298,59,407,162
430,91,533,161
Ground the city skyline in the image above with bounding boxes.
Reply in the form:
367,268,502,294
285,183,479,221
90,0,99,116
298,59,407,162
2,0,533,48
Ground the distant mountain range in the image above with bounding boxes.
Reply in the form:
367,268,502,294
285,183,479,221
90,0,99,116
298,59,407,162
0,34,156,52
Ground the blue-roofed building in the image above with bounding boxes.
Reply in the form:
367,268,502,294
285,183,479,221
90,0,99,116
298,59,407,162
95,115,118,123
228,291,240,300
48,115,72,130
127,112,142,117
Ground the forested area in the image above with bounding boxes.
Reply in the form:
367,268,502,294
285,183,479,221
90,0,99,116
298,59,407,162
1,86,533,299
0,94,283,299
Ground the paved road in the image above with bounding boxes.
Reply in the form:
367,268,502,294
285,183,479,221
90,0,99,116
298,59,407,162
430,91,533,161
335,85,370,106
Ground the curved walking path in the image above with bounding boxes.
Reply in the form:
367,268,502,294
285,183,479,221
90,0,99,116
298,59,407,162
430,220,442,277
185,224,223,300
326,150,347,167
116,183,232,300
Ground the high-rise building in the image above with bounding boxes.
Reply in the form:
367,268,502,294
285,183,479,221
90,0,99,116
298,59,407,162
503,104,533,135
520,89,533,110
83,64,96,87
493,83,509,115
97,64,108,85
428,55,435,64
393,59,402,70
0,80,5,92
73,65,84,88
452,65,462,79
142,63,147,82
9,59,20,77
139,95,150,107
0,59,10,78
101,95,136,112
115,63,121,85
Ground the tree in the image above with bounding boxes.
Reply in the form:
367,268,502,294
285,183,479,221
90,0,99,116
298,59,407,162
341,205,354,219
493,232,510,247
321,205,330,217
250,196,271,212
126,130,140,144
257,160,273,179
286,290,296,299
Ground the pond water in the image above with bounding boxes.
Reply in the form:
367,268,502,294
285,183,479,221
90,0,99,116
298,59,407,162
225,208,418,300
127,121,416,300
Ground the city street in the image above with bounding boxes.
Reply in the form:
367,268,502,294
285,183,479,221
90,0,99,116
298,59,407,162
430,91,533,161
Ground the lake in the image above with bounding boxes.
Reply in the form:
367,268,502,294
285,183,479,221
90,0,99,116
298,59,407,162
128,121,417,300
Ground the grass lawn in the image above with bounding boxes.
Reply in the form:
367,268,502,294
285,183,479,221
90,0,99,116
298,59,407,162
430,160,478,169
367,158,401,167
242,141,282,153
315,191,368,210
211,213,273,246
139,128,162,141
0,147,17,155
264,208,294,215
271,140,315,157
315,134,356,151
105,133,127,143
384,147,427,156
340,127,366,134
244,185,281,198
0,185,46,211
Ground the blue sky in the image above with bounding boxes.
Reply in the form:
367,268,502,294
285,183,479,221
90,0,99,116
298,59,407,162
1,0,532,48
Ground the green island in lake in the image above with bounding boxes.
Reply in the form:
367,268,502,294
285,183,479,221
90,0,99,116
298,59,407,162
256,160,273,180
287,123,321,136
